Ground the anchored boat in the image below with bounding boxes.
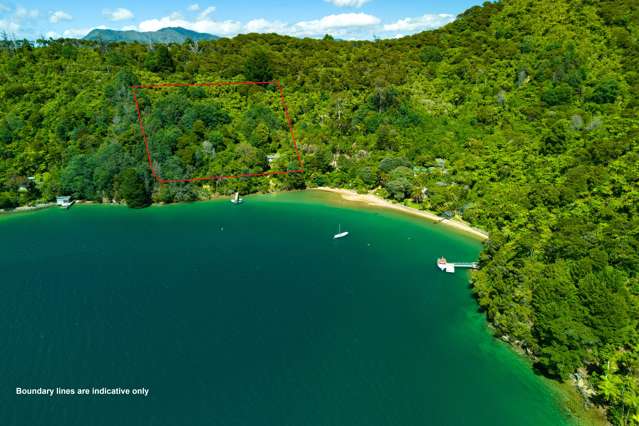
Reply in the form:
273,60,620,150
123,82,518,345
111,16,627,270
230,192,243,205
333,224,349,239
437,256,478,273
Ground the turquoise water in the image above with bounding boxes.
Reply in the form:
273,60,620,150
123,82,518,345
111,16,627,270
0,191,571,425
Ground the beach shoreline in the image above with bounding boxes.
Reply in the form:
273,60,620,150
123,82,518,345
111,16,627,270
0,202,56,215
312,187,489,241
1,189,489,242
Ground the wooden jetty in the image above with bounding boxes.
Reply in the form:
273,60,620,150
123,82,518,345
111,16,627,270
437,257,478,273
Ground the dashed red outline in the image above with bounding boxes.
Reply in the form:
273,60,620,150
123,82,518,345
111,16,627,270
130,81,304,183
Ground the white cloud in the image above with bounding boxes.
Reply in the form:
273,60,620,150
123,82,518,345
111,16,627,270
311,12,379,28
241,13,381,38
16,6,39,18
187,4,200,12
383,13,455,33
0,6,39,36
62,25,106,38
112,10,454,40
325,0,370,8
103,8,134,21
49,10,72,24
245,13,383,38
0,19,19,33
138,15,241,35
198,6,216,20
120,25,137,31
62,28,89,37
45,30,59,38
244,18,288,34
291,12,379,36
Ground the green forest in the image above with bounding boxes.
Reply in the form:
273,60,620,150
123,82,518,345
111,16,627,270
133,81,302,185
1,0,638,423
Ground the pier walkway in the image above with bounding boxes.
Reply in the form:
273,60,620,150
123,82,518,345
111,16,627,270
436,257,478,273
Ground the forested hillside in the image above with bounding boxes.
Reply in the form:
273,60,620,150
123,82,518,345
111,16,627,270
1,0,638,423
83,27,220,44
133,81,303,186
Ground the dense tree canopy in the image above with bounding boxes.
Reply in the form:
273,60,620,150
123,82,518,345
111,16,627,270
243,47,273,82
116,168,151,208
1,0,638,423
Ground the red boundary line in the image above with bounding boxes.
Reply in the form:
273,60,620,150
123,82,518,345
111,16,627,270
130,80,304,183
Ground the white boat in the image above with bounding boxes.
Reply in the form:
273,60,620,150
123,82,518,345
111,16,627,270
333,224,349,239
56,196,74,209
231,192,243,204
437,257,448,271
437,256,455,273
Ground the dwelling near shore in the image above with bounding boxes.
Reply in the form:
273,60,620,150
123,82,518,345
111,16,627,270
267,153,280,164
56,196,73,208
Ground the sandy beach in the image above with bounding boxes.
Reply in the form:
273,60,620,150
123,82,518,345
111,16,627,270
1,189,489,241
313,187,489,241
0,202,56,215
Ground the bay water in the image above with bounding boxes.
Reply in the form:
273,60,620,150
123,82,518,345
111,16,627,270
0,191,571,425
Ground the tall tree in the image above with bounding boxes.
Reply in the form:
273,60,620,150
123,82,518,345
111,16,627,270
244,48,273,82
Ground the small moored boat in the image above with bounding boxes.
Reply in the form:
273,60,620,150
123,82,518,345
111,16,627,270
437,256,455,273
437,257,448,271
333,224,349,239
231,192,243,205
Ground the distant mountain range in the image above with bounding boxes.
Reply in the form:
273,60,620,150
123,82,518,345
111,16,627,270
83,27,220,43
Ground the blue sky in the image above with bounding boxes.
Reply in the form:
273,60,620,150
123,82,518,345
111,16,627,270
0,0,481,40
